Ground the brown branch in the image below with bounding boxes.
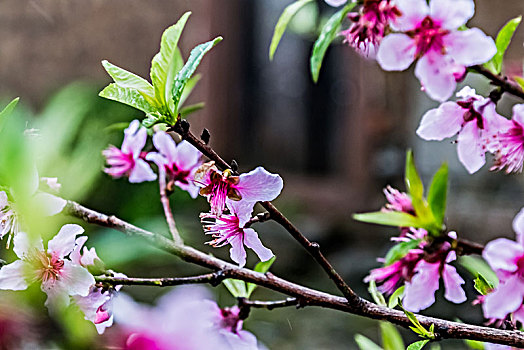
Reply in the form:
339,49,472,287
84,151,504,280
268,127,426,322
170,119,360,304
470,65,524,100
95,272,228,287
244,212,271,228
158,170,183,244
239,297,300,310
65,200,524,347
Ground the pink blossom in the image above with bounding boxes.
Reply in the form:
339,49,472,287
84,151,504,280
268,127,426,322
113,286,260,350
377,0,496,101
417,87,508,174
202,200,274,267
196,163,283,217
103,120,157,183
341,0,401,57
383,185,414,215
482,208,524,322
210,305,258,350
490,104,524,174
146,132,203,198
403,232,467,312
0,225,95,311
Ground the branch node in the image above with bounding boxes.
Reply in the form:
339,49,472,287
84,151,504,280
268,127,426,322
201,128,211,144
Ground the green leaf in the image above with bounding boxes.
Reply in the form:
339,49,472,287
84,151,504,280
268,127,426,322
429,344,441,350
388,286,405,309
405,150,423,201
380,322,404,350
310,2,356,82
515,76,524,90
368,280,387,307
269,0,314,61
104,122,131,133
142,112,165,128
150,12,191,110
172,37,222,122
384,240,421,266
427,163,448,227
473,274,494,296
246,256,276,297
459,256,499,288
464,339,485,350
223,279,247,298
0,97,20,132
99,84,156,114
179,74,202,108
354,334,383,350
353,211,421,228
407,340,430,350
179,102,205,118
484,16,522,74
101,60,155,99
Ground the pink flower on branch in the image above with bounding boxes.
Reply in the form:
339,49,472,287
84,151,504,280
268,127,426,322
103,120,157,183
377,0,496,101
0,224,95,311
491,104,524,174
146,131,203,198
417,87,508,174
196,163,283,217
202,200,274,267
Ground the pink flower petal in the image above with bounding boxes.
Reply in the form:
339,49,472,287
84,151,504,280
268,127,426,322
513,104,524,127
403,261,440,312
444,28,497,66
513,207,524,238
175,140,201,170
429,0,474,29
457,121,486,174
33,192,66,216
0,191,8,208
128,159,157,183
229,235,247,267
414,51,456,102
236,167,283,202
442,265,467,304
416,102,463,140
43,283,70,311
483,275,524,319
145,152,167,168
0,260,29,291
71,236,89,266
392,0,429,31
48,224,85,258
324,0,346,7
60,260,95,297
243,228,274,263
377,34,416,71
227,200,256,228
483,238,524,272
13,232,43,260
152,131,178,165
122,120,148,158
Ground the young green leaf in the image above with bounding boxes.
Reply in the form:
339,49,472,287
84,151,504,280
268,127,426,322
179,102,205,118
484,16,522,74
388,286,405,309
99,84,156,114
354,334,383,350
0,97,20,133
515,76,524,91
473,274,494,296
380,322,405,350
223,278,248,298
178,74,202,109
353,211,421,228
269,0,314,61
369,280,387,307
405,150,423,200
150,12,191,110
101,60,155,99
384,240,421,266
172,37,222,122
310,3,356,82
246,256,277,297
427,163,448,227
459,255,499,288
464,339,485,350
407,340,430,350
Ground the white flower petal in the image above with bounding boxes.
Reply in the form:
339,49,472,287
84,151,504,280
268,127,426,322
48,224,84,258
0,260,29,290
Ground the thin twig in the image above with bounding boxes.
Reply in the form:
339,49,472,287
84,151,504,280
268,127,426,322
65,200,524,347
158,170,183,245
95,272,228,287
170,120,360,304
239,297,300,310
470,65,524,100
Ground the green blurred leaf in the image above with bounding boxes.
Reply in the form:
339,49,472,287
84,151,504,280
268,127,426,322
172,37,222,122
0,97,19,133
150,11,191,110
515,76,524,90
369,280,387,307
353,211,421,228
384,240,421,265
179,102,205,118
223,278,248,298
269,0,314,61
474,274,494,296
427,163,448,227
388,286,405,309
464,340,485,349
459,255,499,288
405,150,423,201
246,256,276,297
380,322,405,350
484,16,522,74
99,83,156,114
104,122,131,133
102,60,155,100
310,2,355,82
407,340,430,350
429,344,441,350
355,334,383,350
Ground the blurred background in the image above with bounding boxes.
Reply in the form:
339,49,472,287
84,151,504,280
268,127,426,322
1,0,524,349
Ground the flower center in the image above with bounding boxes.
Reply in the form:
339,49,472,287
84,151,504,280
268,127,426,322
31,251,64,283
410,16,448,57
165,164,190,185
457,99,484,129
199,169,241,216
